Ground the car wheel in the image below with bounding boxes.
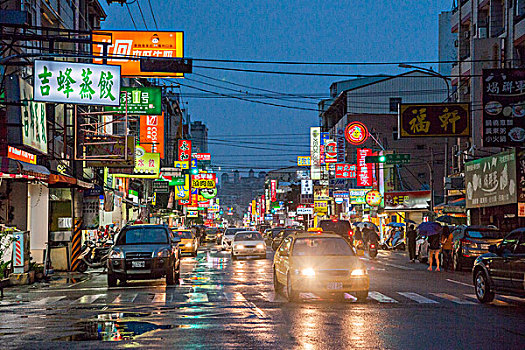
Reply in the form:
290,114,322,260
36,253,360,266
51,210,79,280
273,269,282,294
354,291,368,302
286,274,299,302
166,265,176,285
107,273,117,287
175,264,181,284
475,270,495,303
454,251,462,271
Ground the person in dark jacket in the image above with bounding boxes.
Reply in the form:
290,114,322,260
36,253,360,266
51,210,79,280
427,233,441,272
406,224,417,263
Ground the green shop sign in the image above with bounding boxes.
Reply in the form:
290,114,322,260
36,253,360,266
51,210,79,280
104,87,162,115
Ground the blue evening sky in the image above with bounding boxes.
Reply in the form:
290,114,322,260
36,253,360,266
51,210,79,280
101,0,452,175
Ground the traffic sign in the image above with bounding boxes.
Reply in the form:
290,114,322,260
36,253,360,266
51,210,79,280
365,154,410,164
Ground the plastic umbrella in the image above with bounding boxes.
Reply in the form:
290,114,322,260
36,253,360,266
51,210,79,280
387,222,405,227
417,222,442,236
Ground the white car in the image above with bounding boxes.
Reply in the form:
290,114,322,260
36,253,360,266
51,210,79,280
221,228,248,251
231,231,266,260
416,235,429,263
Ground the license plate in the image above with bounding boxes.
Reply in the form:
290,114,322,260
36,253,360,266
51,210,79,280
480,244,490,250
132,261,145,268
326,282,343,290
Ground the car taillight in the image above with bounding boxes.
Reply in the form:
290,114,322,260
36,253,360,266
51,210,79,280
348,230,353,236
370,244,375,249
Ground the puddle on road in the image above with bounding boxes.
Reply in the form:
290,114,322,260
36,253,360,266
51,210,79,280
54,312,188,342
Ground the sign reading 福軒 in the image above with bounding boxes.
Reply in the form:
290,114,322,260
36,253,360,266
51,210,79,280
34,60,120,105
398,103,470,138
104,87,162,115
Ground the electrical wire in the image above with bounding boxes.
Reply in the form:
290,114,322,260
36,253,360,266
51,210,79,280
135,0,149,30
146,0,159,30
126,3,138,30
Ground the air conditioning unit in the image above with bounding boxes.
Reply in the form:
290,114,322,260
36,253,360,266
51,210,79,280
478,27,487,38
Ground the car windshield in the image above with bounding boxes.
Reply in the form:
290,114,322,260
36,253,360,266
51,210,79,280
234,232,263,241
206,229,217,235
224,228,246,237
319,220,351,233
174,230,193,239
117,227,168,245
466,229,505,239
292,237,354,256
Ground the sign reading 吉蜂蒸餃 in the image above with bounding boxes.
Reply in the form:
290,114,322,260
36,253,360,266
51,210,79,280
191,173,216,189
356,149,372,187
297,156,311,166
105,87,162,115
33,60,120,106
335,163,357,179
482,69,525,147
178,140,191,161
20,79,47,154
384,191,431,211
465,149,517,208
92,31,184,77
140,114,164,158
398,103,470,138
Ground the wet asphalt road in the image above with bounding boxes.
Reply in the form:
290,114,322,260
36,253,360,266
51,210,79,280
1,243,524,349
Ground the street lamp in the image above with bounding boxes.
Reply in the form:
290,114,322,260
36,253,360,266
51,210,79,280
398,64,450,101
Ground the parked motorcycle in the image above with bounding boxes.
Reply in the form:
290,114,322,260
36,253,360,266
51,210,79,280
381,230,406,251
77,239,111,272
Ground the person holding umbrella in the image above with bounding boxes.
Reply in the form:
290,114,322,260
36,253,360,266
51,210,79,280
417,222,442,271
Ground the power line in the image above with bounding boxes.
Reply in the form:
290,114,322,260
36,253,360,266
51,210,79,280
135,0,149,30
125,3,138,30
146,0,159,30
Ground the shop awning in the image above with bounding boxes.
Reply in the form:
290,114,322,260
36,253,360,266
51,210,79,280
76,179,94,189
48,174,77,187
16,161,50,180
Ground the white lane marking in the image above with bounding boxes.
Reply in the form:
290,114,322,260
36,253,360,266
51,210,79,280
463,294,510,306
33,296,66,305
152,293,166,303
223,292,247,302
112,293,138,304
397,292,439,304
185,293,208,303
368,291,398,303
431,293,476,304
74,294,105,304
446,279,472,288
244,301,269,319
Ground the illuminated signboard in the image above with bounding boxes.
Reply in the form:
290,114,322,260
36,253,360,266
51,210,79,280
345,121,369,145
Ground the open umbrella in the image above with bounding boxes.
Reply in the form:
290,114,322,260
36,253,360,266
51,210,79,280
417,222,442,236
387,222,405,228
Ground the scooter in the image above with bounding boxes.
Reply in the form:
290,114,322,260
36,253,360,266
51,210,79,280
381,230,406,251
77,240,111,272
368,241,378,258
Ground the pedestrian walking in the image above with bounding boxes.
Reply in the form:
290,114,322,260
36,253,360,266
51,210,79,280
427,232,441,272
406,224,417,263
441,226,454,272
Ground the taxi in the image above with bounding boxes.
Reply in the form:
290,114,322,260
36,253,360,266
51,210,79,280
273,230,369,301
172,229,198,257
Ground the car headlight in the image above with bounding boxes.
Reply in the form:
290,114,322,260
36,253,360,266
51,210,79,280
256,244,265,250
235,244,244,250
301,268,316,277
351,269,366,276
157,249,170,258
185,243,192,248
109,249,123,259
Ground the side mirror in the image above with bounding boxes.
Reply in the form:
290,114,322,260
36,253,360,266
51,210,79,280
172,236,181,244
488,244,497,254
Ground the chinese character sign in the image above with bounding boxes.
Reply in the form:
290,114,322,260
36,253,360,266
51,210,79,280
310,127,321,180
337,128,346,162
93,31,184,77
335,163,357,179
178,139,192,161
193,153,211,161
325,140,337,163
482,69,525,147
105,87,162,115
191,173,217,189
297,156,311,166
34,60,120,106
20,79,47,154
140,114,164,158
271,180,277,201
384,191,431,210
399,103,470,138
357,149,372,187
301,180,313,195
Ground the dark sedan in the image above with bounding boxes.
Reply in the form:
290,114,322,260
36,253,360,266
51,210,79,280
472,228,525,303
107,224,181,287
452,225,505,271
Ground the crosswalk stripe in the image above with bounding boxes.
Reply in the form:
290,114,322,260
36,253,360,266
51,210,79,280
463,294,514,306
152,293,166,303
397,292,439,304
112,293,137,304
74,294,105,304
185,293,208,303
368,291,398,303
33,296,66,305
223,292,247,302
431,293,476,304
